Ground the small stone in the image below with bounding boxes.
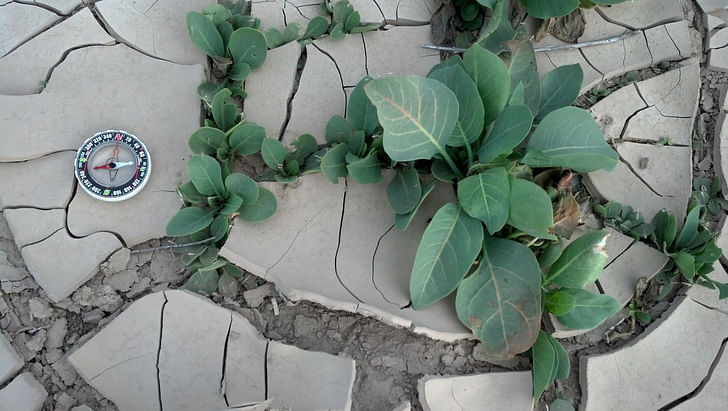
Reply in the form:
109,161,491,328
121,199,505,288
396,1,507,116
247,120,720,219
82,309,104,324
107,269,138,292
101,248,130,275
471,343,489,362
440,354,454,366
45,348,63,364
72,287,94,307
51,358,79,387
28,298,52,321
243,283,274,308
55,391,77,411
25,330,47,353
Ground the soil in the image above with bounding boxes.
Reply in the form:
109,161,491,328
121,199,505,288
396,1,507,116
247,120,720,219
2,1,728,411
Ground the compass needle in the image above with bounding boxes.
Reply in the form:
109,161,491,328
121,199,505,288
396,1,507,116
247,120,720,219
74,130,151,201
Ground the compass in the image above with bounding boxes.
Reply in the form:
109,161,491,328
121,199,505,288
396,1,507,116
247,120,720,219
74,130,151,202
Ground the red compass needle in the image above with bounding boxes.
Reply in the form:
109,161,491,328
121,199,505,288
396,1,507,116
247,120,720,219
93,161,134,170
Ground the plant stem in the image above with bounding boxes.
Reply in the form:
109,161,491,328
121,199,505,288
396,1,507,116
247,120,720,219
506,230,527,240
464,141,474,168
129,237,216,254
440,149,464,180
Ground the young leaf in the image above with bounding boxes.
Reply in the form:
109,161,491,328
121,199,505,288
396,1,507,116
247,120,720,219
177,181,207,205
302,16,329,39
186,12,225,57
457,167,510,234
228,27,268,68
222,263,244,278
675,206,701,249
218,272,239,297
346,152,382,184
456,235,541,359
549,335,570,379
365,75,459,161
261,138,288,171
349,23,379,34
291,133,319,163
508,177,556,240
522,107,618,172
387,168,421,214
463,44,510,125
347,76,379,136
545,290,576,316
475,0,516,54
240,187,277,222
225,173,259,204
545,230,610,288
330,23,346,40
672,251,697,281
220,194,243,215
189,127,226,155
650,209,677,250
188,155,225,196
199,246,220,265
326,115,354,145
166,207,215,237
265,28,283,48
538,239,564,269
186,269,219,296
427,64,485,147
412,203,484,309
282,23,300,42
211,88,238,132
477,104,533,164
198,81,224,104
507,40,540,116
555,288,621,329
217,21,233,45
333,0,354,24
182,244,207,265
538,64,583,121
228,62,251,81
431,160,456,182
229,122,266,155
395,182,436,231
320,143,350,183
344,10,361,32
531,330,557,402
210,214,229,242
522,0,580,19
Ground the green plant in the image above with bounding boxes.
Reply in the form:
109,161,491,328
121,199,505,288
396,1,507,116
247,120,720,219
691,177,728,217
311,38,624,400
628,300,651,327
594,201,654,239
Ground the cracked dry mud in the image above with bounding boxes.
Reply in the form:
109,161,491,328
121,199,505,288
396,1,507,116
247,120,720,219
1,0,728,410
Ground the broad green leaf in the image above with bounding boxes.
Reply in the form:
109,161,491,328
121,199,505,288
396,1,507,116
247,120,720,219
695,239,722,265
395,182,436,231
211,88,238,132
199,246,220,265
346,152,382,184
291,133,319,163
210,214,228,242
532,330,556,402
522,0,580,19
475,0,516,54
166,207,214,237
222,263,244,278
675,206,701,249
457,167,510,234
431,160,456,182
545,290,576,316
427,64,484,147
333,0,354,24
650,209,677,250
348,130,366,156
478,104,533,164
229,122,266,155
282,23,300,42
229,62,251,81
545,230,610,288
285,159,299,176
550,335,570,379
427,55,464,76
189,127,226,155
326,115,354,145
344,10,361,32
330,23,345,40
412,203,484,309
261,138,288,171
507,40,540,116
509,82,525,106
320,143,349,183
188,155,225,196
538,64,583,121
220,194,243,215
387,168,421,214
177,182,207,205
463,44,510,125
217,22,233,45
240,187,277,222
365,75,458,161
225,173,259,204
538,239,564,269
550,399,575,411
555,288,621,329
347,76,379,136
508,177,556,240
182,244,206,265
265,28,283,48
228,27,268,68
186,12,225,57
673,251,696,280
522,107,618,172
218,272,239,298
198,81,224,104
302,15,329,39
186,269,219,295
456,235,541,359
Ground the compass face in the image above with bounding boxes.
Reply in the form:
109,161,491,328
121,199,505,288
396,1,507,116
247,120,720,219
74,130,151,202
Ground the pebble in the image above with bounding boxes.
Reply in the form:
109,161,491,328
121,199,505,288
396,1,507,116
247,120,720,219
45,317,67,350
243,283,274,308
25,329,47,352
28,298,52,321
45,348,63,364
55,391,77,411
106,269,138,292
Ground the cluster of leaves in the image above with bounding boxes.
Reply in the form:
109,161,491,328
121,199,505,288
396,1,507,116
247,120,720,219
521,0,632,19
315,33,623,399
595,201,727,299
166,86,279,296
691,177,728,218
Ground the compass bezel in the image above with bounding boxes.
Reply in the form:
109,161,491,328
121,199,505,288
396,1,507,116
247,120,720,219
74,130,152,202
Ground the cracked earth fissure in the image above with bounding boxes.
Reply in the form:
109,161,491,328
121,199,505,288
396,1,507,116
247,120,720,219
311,43,349,116
334,181,366,304
370,224,401,307
42,43,117,93
277,47,307,141
156,292,168,411
220,312,233,407
617,154,670,198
